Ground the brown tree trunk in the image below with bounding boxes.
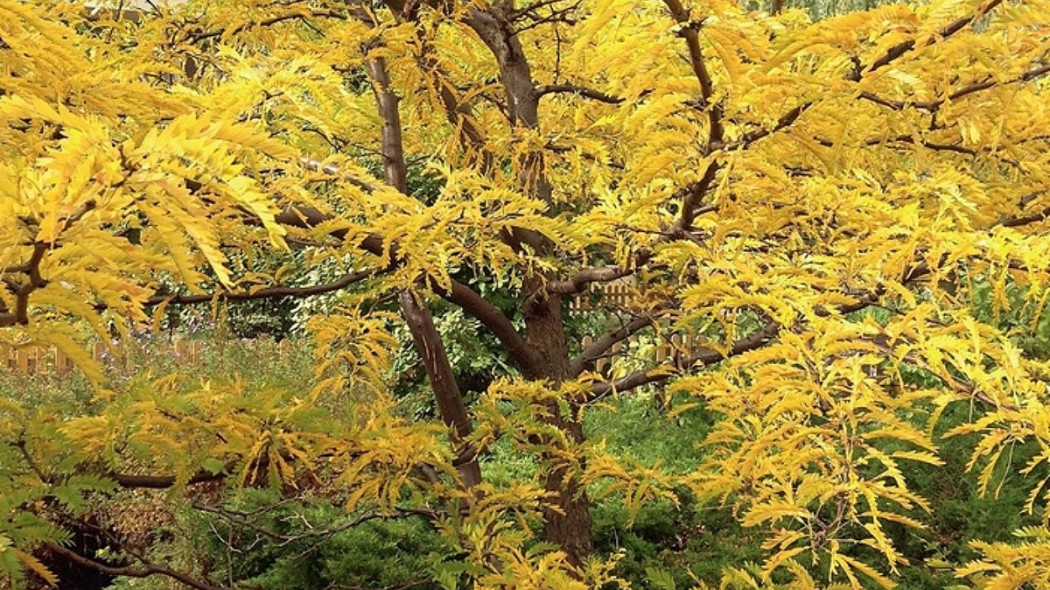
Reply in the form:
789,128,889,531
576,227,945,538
384,0,596,562
361,43,484,490
463,7,596,564
522,277,594,565
541,410,594,565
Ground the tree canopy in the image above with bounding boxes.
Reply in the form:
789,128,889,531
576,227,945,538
3,0,1050,588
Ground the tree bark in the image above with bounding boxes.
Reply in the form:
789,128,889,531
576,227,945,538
461,5,596,564
523,277,594,565
380,0,596,563
399,291,482,487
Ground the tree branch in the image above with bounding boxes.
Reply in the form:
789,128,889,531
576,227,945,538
999,207,1050,228
815,133,978,156
192,504,434,548
272,203,537,371
862,0,1005,76
433,280,543,372
570,313,656,376
42,542,227,590
588,321,781,399
140,268,384,308
357,48,484,489
535,83,623,104
105,461,238,489
546,265,636,295
859,62,1050,112
672,160,721,234
186,9,348,44
661,0,724,234
398,291,482,488
712,102,811,152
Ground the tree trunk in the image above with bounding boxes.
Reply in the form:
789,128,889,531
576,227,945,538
425,2,597,563
522,277,594,565
541,409,594,565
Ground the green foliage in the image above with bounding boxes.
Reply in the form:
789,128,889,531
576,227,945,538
168,490,448,590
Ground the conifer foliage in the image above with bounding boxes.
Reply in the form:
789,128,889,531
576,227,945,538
2,0,1050,588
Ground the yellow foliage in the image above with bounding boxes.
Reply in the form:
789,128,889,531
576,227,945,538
4,0,1050,588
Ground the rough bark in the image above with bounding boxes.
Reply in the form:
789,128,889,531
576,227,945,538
523,277,594,563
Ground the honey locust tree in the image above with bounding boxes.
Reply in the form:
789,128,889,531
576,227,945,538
4,0,1050,588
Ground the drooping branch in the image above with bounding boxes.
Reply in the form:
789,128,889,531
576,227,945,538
42,542,227,590
582,285,892,398
588,320,781,399
140,268,384,308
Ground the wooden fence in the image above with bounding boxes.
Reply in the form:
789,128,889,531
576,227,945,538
0,340,292,377
567,280,634,313
0,341,208,377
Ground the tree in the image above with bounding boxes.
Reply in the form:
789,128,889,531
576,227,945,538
3,0,1050,588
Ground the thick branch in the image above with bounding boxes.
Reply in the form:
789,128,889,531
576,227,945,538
588,321,780,398
546,265,636,295
355,47,484,488
363,51,409,193
570,314,655,376
535,83,624,104
399,291,482,488
1,242,52,326
659,0,728,233
42,542,226,590
434,280,543,371
106,461,237,489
